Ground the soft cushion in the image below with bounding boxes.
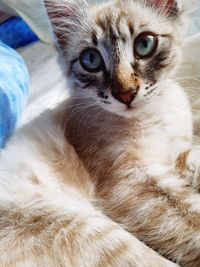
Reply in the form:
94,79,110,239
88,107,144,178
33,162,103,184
0,17,39,49
0,41,29,147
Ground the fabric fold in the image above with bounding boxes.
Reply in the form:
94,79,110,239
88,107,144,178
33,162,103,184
0,0,54,43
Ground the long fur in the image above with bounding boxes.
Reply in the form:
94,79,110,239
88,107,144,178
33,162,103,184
0,0,200,266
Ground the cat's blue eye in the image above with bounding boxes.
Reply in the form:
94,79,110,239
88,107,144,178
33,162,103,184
134,32,158,59
80,48,105,73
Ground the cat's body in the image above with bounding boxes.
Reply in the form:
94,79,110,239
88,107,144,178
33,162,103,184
0,100,179,267
1,0,200,266
64,79,200,266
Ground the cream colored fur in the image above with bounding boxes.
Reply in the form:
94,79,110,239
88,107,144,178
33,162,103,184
0,108,178,267
0,0,200,266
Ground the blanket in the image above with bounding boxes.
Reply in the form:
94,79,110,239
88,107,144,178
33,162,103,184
0,42,29,147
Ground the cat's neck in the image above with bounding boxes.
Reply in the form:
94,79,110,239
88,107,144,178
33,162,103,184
64,97,159,134
62,97,162,187
63,97,157,144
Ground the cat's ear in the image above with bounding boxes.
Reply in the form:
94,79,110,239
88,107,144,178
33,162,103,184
149,0,181,18
44,0,88,46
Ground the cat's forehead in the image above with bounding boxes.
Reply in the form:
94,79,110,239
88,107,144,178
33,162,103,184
88,1,173,40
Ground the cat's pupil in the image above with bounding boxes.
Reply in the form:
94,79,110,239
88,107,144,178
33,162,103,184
142,38,148,48
89,53,94,63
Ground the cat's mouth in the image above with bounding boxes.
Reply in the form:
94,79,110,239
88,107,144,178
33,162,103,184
98,96,141,118
96,84,158,117
126,105,135,111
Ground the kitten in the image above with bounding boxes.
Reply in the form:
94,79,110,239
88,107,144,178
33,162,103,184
0,0,200,267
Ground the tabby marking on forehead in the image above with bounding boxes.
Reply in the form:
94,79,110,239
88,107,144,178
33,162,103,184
128,20,134,36
92,30,98,46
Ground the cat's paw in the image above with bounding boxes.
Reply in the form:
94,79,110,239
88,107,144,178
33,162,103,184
186,146,200,190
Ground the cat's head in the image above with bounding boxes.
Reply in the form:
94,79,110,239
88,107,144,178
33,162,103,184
45,0,184,118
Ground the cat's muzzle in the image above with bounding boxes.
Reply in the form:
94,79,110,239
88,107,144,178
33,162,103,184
112,88,138,107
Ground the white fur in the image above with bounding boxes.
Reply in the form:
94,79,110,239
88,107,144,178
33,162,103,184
0,0,199,266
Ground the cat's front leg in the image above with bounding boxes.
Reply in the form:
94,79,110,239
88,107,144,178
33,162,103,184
0,176,178,267
176,146,200,191
99,166,200,267
185,146,200,190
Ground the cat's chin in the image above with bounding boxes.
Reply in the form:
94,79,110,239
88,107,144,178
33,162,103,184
99,103,142,119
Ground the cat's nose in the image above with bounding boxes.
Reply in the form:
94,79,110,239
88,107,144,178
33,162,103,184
112,88,138,106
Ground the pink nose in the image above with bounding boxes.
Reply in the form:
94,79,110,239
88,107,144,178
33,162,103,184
112,89,137,106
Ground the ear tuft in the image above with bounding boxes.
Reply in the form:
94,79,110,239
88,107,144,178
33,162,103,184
44,0,88,46
150,0,180,18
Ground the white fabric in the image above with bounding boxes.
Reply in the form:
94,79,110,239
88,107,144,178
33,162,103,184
0,0,53,43
177,34,200,79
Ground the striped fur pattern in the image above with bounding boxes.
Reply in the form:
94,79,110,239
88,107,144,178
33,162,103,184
0,109,178,267
0,0,200,266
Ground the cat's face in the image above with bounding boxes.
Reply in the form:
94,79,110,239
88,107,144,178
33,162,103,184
46,0,184,118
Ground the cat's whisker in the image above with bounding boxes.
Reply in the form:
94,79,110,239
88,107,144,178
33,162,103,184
80,106,103,135
174,76,200,82
71,104,102,140
60,102,97,130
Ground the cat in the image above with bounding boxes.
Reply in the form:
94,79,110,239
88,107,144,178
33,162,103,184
0,0,200,266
